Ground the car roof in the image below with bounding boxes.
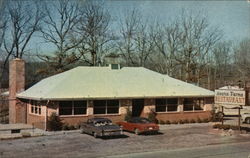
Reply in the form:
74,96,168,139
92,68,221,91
90,118,111,122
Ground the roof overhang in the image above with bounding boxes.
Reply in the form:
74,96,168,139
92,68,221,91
17,94,214,101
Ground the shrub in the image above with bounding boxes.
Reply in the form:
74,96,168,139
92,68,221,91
202,118,209,123
47,112,63,131
62,124,70,131
213,124,240,130
210,110,224,122
183,119,189,124
171,120,178,124
197,117,202,123
124,108,132,121
178,120,184,124
159,120,165,125
190,119,196,123
148,109,158,123
21,132,31,138
165,120,171,124
69,125,76,130
212,124,221,129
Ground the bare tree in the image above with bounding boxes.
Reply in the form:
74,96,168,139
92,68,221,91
152,22,181,76
0,0,7,52
39,0,82,74
234,38,250,83
3,1,44,60
76,1,114,66
173,11,222,83
212,41,233,88
0,0,44,87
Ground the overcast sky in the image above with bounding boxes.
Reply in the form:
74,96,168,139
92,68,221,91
32,0,250,54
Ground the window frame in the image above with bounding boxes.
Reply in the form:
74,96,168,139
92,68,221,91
183,98,204,112
155,98,178,113
30,100,42,115
59,101,87,116
93,100,120,115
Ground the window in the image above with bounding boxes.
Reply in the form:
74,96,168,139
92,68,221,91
93,100,119,114
155,99,166,112
59,101,87,115
183,99,193,111
30,100,41,115
93,100,106,114
184,98,204,111
74,101,87,115
155,98,178,112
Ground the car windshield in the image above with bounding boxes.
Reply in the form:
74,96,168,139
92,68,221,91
131,118,151,123
94,120,112,126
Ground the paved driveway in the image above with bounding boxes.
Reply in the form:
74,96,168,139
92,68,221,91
0,123,249,158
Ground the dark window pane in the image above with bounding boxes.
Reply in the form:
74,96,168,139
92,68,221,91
107,100,119,114
184,99,193,111
156,99,166,112
167,98,178,105
31,106,34,113
38,107,41,114
156,105,166,112
59,101,73,115
194,99,203,110
74,101,87,115
94,100,106,114
35,106,38,113
156,99,166,106
167,98,178,112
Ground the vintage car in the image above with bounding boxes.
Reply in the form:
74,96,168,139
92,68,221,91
242,113,250,124
80,118,123,138
117,117,159,135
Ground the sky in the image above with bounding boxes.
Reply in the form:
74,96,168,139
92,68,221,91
32,0,250,54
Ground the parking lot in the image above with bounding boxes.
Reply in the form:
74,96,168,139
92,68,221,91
0,123,250,158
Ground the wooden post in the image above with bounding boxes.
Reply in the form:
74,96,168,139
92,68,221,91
238,108,241,131
222,106,224,125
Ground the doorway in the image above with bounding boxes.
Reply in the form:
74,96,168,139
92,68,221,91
132,99,144,117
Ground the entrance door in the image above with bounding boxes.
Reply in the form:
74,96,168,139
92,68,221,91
132,99,144,117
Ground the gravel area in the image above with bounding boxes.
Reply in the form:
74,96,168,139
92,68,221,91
0,123,249,158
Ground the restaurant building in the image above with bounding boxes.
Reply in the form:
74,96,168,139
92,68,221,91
10,59,214,130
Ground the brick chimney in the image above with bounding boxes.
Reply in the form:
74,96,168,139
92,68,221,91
9,58,26,123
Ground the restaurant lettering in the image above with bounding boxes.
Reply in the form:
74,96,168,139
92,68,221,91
215,89,245,105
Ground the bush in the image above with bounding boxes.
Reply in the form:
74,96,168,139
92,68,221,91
213,124,240,130
178,120,184,124
197,117,202,123
183,119,189,124
47,112,63,131
190,119,196,123
202,118,209,123
148,109,158,123
171,120,178,124
159,120,165,125
165,120,171,124
62,124,70,131
69,125,76,130
124,108,132,121
210,110,224,122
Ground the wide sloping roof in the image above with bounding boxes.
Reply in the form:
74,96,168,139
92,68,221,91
17,66,214,100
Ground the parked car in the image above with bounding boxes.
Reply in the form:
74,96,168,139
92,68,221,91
241,113,250,124
117,117,159,135
80,118,123,138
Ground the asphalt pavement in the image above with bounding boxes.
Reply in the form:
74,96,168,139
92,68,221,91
107,141,250,158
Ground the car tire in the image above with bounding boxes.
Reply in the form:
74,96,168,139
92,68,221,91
134,128,139,135
80,129,85,134
93,132,98,138
246,118,250,124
